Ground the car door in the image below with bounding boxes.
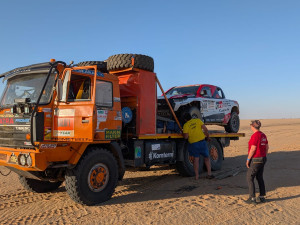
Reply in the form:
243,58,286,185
199,85,215,121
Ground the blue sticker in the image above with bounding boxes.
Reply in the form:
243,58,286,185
73,69,104,77
122,107,133,124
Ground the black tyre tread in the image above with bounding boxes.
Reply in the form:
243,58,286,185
208,138,223,171
65,147,118,205
225,112,240,133
19,176,62,193
107,54,154,72
175,142,204,177
77,61,108,73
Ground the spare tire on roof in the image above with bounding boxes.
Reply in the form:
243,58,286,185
77,61,108,73
107,54,154,72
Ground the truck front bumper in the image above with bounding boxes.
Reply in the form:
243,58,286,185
0,147,47,171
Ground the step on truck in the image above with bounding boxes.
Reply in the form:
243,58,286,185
0,54,245,205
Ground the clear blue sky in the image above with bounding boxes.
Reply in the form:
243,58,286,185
0,0,299,119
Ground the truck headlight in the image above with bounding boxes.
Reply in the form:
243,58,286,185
26,154,32,167
19,154,26,166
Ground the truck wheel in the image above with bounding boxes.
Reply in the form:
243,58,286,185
19,176,63,193
225,112,240,133
77,61,108,73
207,138,223,171
65,147,118,205
176,142,204,177
107,54,154,72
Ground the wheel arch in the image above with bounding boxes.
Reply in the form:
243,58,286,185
231,106,239,114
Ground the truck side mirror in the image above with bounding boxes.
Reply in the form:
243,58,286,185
57,79,63,101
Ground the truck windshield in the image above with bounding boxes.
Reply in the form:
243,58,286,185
0,73,56,106
167,85,199,97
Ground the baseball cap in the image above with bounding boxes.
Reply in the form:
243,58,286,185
250,120,261,129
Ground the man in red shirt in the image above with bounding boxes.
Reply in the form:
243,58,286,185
245,120,269,204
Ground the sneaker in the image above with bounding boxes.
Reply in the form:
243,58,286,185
244,197,257,205
257,196,266,203
206,175,215,179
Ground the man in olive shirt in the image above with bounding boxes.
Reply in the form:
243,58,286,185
183,113,214,180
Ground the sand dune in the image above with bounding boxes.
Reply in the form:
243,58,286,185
0,119,299,224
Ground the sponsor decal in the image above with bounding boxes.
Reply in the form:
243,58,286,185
53,109,75,137
97,110,108,128
216,101,223,109
9,153,18,164
73,69,104,77
114,116,122,121
42,108,52,112
105,129,121,139
0,118,14,125
44,127,52,140
24,142,32,146
15,126,30,132
151,144,161,151
148,152,174,160
113,97,121,102
40,144,57,149
15,118,30,123
135,147,142,159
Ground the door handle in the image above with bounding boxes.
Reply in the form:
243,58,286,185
82,118,89,123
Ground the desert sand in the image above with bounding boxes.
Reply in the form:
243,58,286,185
0,119,299,225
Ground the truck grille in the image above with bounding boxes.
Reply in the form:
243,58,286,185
0,116,33,149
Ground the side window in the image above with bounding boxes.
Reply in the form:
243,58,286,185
213,88,224,99
95,80,113,107
68,74,91,101
200,86,212,98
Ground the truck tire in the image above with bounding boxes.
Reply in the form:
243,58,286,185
207,138,223,171
107,54,154,72
225,112,240,133
176,142,204,177
77,61,108,73
65,147,118,205
19,176,63,193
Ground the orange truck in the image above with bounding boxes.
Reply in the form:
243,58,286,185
0,54,244,205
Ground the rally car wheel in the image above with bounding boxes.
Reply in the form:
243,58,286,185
19,176,63,193
176,141,204,177
180,106,203,122
65,147,118,205
225,112,240,133
107,54,154,72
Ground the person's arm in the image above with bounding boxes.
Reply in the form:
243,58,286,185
201,124,210,139
266,144,269,155
246,145,257,168
183,133,189,139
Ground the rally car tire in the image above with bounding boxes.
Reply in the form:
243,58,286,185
77,61,108,73
19,176,63,193
107,54,154,72
225,112,240,133
176,142,204,177
65,147,118,205
207,138,223,171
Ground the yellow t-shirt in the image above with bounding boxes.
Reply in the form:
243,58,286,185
183,118,205,144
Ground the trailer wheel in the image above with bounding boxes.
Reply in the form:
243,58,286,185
65,147,118,205
107,54,154,72
77,61,108,73
176,142,204,177
225,112,240,133
19,176,63,193
207,138,223,171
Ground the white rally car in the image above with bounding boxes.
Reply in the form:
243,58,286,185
157,84,240,133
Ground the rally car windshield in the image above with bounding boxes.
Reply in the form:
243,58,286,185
0,73,56,106
166,85,200,97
